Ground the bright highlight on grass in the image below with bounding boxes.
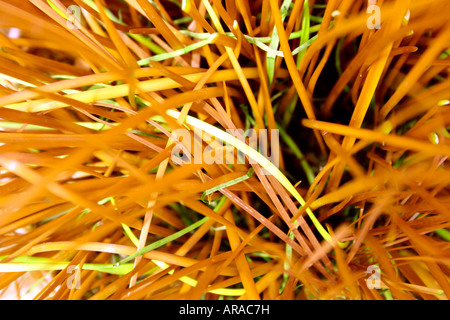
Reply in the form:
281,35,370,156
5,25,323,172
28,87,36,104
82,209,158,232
166,109,338,246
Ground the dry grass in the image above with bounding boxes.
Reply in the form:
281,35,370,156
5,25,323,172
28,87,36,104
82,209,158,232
0,0,449,300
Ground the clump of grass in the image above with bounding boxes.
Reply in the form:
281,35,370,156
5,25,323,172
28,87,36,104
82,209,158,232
0,0,449,300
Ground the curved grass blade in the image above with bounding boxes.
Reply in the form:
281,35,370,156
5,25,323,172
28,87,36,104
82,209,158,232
166,109,342,246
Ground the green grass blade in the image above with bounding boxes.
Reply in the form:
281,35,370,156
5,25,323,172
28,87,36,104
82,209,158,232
201,168,254,201
137,35,216,65
46,0,67,19
435,229,450,241
297,0,311,63
117,216,210,265
266,0,292,85
291,34,317,56
122,223,140,247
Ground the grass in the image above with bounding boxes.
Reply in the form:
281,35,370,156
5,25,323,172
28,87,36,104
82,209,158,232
0,0,449,300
